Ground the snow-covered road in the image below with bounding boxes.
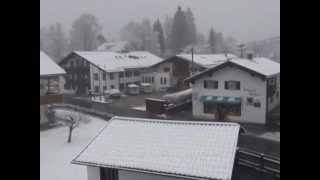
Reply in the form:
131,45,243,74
40,110,107,180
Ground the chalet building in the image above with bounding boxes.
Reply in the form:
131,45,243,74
185,56,280,124
40,51,66,124
146,54,236,90
72,116,240,180
59,51,163,94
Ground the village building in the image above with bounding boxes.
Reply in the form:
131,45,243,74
185,56,280,124
72,116,240,180
145,54,237,90
40,51,66,124
59,51,163,94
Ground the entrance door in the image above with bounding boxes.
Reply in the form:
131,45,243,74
217,104,227,121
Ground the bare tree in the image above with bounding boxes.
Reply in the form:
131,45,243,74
66,114,80,143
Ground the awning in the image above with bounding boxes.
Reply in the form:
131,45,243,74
200,96,241,104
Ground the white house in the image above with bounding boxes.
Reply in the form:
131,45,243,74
40,51,66,124
145,54,237,90
59,51,163,94
185,56,280,124
72,116,240,180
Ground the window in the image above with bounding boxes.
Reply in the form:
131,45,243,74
204,103,217,114
102,73,106,80
103,86,107,91
94,86,99,93
119,72,124,78
100,168,118,180
163,77,167,85
151,77,154,83
164,67,170,72
134,71,140,76
125,71,131,77
228,104,241,116
225,81,240,90
119,83,124,90
109,72,114,80
160,77,163,84
204,80,218,89
94,73,99,81
70,61,74,67
111,85,115,89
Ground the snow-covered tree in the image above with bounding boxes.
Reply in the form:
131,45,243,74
70,14,102,51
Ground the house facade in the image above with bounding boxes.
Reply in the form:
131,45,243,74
148,54,236,90
40,51,66,124
186,57,280,124
59,51,163,94
72,116,240,180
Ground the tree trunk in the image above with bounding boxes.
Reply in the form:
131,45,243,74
68,126,73,143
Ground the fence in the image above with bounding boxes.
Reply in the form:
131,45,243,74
235,148,280,178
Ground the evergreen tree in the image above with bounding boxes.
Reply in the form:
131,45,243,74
153,19,166,55
208,27,216,53
185,8,197,45
170,6,189,53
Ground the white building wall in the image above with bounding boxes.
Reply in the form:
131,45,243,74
192,67,267,124
87,166,100,180
90,65,120,93
141,72,171,91
119,170,189,180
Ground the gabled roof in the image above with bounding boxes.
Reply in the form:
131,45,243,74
40,51,66,76
71,51,163,72
72,116,240,180
185,57,280,83
151,53,237,69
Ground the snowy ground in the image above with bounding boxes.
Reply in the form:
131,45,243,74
40,109,107,180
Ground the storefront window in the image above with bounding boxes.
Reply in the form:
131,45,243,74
204,103,217,114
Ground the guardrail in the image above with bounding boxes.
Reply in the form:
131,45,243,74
235,148,280,178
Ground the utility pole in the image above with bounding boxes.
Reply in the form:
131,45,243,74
191,47,194,76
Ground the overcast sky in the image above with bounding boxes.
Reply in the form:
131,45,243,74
40,0,280,43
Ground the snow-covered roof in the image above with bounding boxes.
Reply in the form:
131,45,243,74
230,57,280,77
74,51,163,72
40,51,66,76
186,57,280,83
177,54,237,68
72,116,240,180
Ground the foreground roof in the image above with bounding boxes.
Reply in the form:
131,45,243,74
73,51,163,72
40,51,66,76
186,57,280,83
72,116,240,180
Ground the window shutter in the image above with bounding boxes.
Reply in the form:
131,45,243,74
204,80,207,88
225,81,228,89
236,81,241,90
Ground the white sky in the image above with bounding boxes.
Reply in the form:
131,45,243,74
40,0,280,43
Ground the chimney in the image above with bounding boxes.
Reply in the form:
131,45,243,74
247,52,254,60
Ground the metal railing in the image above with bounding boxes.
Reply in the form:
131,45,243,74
235,147,280,178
